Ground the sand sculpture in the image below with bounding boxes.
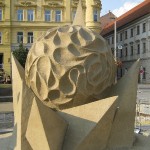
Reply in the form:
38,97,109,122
25,25,116,109
9,0,150,150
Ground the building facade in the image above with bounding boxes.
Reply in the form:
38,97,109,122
101,0,150,83
0,0,101,75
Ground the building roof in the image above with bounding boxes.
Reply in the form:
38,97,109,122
100,11,116,30
101,0,150,36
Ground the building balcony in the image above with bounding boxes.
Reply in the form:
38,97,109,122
140,32,147,39
135,34,141,41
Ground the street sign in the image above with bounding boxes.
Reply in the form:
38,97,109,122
140,70,144,74
118,45,122,49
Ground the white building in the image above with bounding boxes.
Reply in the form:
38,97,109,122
101,0,150,83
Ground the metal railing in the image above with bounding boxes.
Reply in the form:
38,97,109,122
0,112,14,132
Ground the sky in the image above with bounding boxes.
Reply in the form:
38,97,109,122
101,0,144,17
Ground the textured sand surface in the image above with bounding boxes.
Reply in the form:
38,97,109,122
0,133,150,150
25,25,116,109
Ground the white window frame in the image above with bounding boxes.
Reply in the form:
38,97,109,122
45,10,51,22
55,10,62,22
17,9,23,21
27,9,34,21
27,32,33,43
17,32,23,43
0,32,2,44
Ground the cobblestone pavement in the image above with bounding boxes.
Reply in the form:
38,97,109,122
0,112,14,129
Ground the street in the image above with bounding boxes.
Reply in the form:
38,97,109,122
137,84,150,103
136,84,150,135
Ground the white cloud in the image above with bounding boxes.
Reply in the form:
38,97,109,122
112,0,144,17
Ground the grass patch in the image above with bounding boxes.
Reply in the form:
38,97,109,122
0,84,12,89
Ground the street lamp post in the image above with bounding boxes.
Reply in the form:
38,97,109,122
110,12,117,83
112,18,117,83
114,20,117,62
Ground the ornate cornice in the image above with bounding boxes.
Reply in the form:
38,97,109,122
92,0,102,9
72,0,86,9
42,2,64,8
15,1,37,8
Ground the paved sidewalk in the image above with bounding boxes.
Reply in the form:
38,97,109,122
0,132,12,150
138,84,150,89
0,102,13,112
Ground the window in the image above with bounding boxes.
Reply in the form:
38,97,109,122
93,10,98,22
125,68,128,74
143,23,146,32
131,45,133,56
0,54,3,68
120,33,123,41
137,25,140,35
17,32,23,43
116,49,118,57
111,48,114,55
27,10,34,21
45,10,51,21
143,42,146,53
107,38,110,45
72,10,76,21
120,49,123,58
0,9,2,21
28,32,33,43
116,34,118,42
143,67,146,79
55,10,61,22
130,28,134,37
125,30,128,39
137,44,140,54
120,68,123,77
17,9,23,21
125,47,128,57
0,32,2,44
112,36,114,44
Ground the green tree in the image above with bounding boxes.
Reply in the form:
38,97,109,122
13,43,28,68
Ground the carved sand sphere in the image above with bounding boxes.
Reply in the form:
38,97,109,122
25,25,116,109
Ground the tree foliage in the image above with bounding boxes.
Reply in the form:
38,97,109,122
13,43,28,68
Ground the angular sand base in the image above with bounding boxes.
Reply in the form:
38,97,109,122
0,133,150,150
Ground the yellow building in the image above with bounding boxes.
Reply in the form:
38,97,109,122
0,0,101,75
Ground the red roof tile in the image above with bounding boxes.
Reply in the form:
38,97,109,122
101,0,150,36
100,11,116,30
